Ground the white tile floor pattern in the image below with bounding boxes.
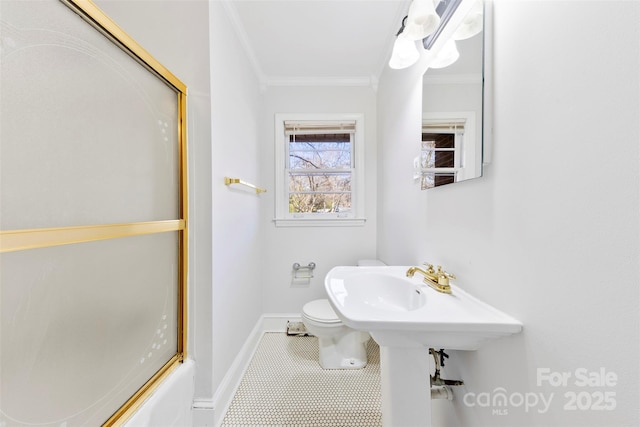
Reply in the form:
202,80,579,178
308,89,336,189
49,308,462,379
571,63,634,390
221,333,382,427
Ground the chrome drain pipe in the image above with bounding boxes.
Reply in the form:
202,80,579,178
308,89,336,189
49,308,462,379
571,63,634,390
431,385,454,400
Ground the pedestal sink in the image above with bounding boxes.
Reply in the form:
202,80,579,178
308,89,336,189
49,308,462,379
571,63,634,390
325,266,523,427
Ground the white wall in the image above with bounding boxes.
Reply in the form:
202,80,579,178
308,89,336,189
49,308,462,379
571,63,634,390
377,57,425,265
208,0,265,418
377,1,639,426
260,86,378,314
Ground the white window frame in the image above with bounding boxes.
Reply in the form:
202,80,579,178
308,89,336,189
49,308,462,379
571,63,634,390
421,111,476,182
274,113,365,227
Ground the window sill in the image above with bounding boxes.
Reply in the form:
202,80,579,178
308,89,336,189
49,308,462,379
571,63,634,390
273,218,367,228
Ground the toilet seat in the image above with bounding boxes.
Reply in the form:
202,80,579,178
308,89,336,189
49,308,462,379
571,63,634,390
302,299,341,324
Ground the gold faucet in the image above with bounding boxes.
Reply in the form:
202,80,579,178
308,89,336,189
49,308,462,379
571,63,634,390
406,263,455,294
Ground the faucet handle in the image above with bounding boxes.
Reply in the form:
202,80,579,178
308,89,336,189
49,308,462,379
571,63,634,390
422,262,435,272
441,269,456,280
435,265,456,280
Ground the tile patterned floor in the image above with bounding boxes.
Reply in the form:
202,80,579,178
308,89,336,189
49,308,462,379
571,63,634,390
221,333,382,427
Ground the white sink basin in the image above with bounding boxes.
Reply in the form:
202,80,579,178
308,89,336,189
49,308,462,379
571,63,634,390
325,266,523,350
329,270,428,313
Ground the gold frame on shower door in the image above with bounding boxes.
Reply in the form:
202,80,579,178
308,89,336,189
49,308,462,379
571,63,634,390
0,0,189,425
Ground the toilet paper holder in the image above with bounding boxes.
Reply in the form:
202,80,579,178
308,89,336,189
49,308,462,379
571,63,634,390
292,262,316,279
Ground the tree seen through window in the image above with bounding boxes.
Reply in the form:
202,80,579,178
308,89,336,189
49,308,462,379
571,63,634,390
288,133,352,213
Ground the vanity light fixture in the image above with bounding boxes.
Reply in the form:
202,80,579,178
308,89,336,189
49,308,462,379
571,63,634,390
390,0,478,70
388,17,420,69
429,38,459,69
452,0,483,40
421,0,464,50
403,0,441,41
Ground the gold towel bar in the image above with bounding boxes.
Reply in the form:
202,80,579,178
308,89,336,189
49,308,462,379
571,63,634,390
224,176,267,194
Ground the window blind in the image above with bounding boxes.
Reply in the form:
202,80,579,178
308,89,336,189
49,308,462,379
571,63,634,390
422,119,466,133
284,121,356,136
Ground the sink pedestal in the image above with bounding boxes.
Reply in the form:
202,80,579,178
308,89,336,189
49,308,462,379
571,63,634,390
379,346,432,427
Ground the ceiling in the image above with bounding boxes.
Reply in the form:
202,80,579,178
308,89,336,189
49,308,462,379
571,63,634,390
224,0,411,87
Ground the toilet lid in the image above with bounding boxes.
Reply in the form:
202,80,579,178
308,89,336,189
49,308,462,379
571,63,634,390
303,299,341,324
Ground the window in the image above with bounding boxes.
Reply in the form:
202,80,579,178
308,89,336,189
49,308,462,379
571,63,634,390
420,128,460,189
275,114,365,226
418,112,474,190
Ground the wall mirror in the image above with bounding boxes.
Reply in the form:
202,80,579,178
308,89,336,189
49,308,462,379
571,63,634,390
417,0,487,190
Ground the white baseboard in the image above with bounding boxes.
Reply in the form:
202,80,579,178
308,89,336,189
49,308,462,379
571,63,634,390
196,313,302,427
262,312,302,332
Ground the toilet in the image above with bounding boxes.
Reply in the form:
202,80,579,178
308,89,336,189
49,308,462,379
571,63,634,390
301,259,385,369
